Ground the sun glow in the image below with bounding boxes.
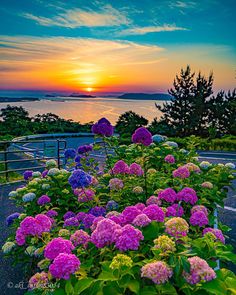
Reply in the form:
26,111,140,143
86,87,93,92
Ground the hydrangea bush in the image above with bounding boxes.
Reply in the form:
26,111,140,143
2,118,236,295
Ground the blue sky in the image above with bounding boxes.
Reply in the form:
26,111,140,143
0,0,235,92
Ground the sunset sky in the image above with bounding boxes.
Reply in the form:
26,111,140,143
0,0,235,94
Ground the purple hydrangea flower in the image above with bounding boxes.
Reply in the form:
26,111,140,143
129,163,144,176
142,205,165,222
63,211,76,220
106,200,119,211
76,212,87,221
190,211,208,227
158,188,177,203
77,145,93,154
64,148,76,160
203,228,225,243
122,206,142,223
112,160,130,174
82,214,96,228
23,170,33,180
92,118,114,137
177,187,198,205
6,212,20,226
191,205,208,216
132,127,153,146
49,253,80,280
146,196,161,206
164,154,175,164
172,166,190,179
37,195,51,206
46,210,58,218
68,169,92,189
132,214,151,227
166,204,184,217
42,170,48,178
64,217,79,227
134,203,146,211
89,206,106,217
70,230,90,247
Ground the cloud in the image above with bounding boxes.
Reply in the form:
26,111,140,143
22,5,130,28
118,25,188,36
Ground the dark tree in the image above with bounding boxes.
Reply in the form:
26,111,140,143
116,111,148,136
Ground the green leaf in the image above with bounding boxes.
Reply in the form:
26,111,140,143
127,280,140,294
74,278,94,294
65,280,74,295
201,278,226,295
142,221,160,240
97,271,117,281
139,286,157,295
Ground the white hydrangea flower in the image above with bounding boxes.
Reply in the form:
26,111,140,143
46,159,57,168
225,163,235,169
22,192,36,202
8,191,18,198
47,168,60,176
32,171,42,178
199,161,212,169
165,141,178,148
42,184,50,190
2,242,15,254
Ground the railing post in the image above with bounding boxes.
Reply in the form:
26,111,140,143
57,140,60,169
4,144,9,182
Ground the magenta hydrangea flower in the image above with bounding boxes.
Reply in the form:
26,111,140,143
190,211,208,227
191,205,208,217
172,166,190,179
112,160,130,174
92,118,114,137
146,196,161,206
37,195,51,206
122,206,142,223
158,188,177,203
49,253,80,280
183,256,216,284
113,224,144,251
42,170,48,178
142,205,165,222
70,230,90,247
165,217,189,238
109,178,124,191
141,261,173,284
166,204,184,217
132,127,153,146
16,228,26,246
203,228,225,243
132,214,151,227
91,219,121,248
177,187,198,205
134,203,146,211
63,211,76,220
90,216,105,231
164,154,175,164
44,237,75,260
129,163,144,176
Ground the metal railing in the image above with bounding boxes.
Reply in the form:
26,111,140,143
0,139,67,183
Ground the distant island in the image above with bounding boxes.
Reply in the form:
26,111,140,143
117,93,172,100
0,97,40,102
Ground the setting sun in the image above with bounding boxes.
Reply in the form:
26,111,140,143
86,87,93,92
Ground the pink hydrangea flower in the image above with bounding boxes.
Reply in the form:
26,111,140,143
158,188,177,203
122,206,142,223
129,163,144,176
146,196,161,206
29,272,48,289
132,214,151,227
49,253,80,280
172,166,190,178
191,205,208,217
44,237,75,260
164,154,175,164
134,203,146,211
70,230,90,247
183,256,216,284
142,205,165,222
165,217,189,238
112,160,129,174
109,178,124,191
141,261,173,284
190,211,208,227
74,189,95,202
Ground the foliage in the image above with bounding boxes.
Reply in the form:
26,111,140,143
3,120,236,295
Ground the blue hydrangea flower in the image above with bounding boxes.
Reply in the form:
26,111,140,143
165,141,178,148
106,200,119,211
89,206,106,217
64,148,76,160
22,193,36,202
152,134,166,143
6,212,20,226
68,169,92,189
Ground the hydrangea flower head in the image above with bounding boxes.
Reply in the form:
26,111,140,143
49,253,80,280
191,205,208,216
92,118,114,137
132,127,153,146
134,203,146,211
106,200,119,211
132,186,143,194
122,206,141,223
46,210,58,218
64,217,79,227
68,169,92,189
45,159,57,169
64,211,76,220
166,204,184,217
203,228,225,243
184,163,201,173
23,170,33,180
164,154,175,164
6,212,20,226
44,237,74,260
190,211,208,227
89,206,106,217
70,230,90,247
142,205,165,222
152,134,166,143
37,195,51,206
141,261,173,284
132,214,151,227
165,141,178,148
201,182,213,189
77,144,93,154
64,148,76,160
82,214,96,228
153,235,176,253
225,163,235,169
146,196,161,206
2,242,15,254
129,163,144,176
112,160,129,174
165,217,189,238
22,192,36,202
183,256,216,284
172,166,190,179
29,272,49,289
177,187,198,205
199,161,212,169
110,254,133,269
75,188,95,202
158,188,177,203
109,178,124,191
